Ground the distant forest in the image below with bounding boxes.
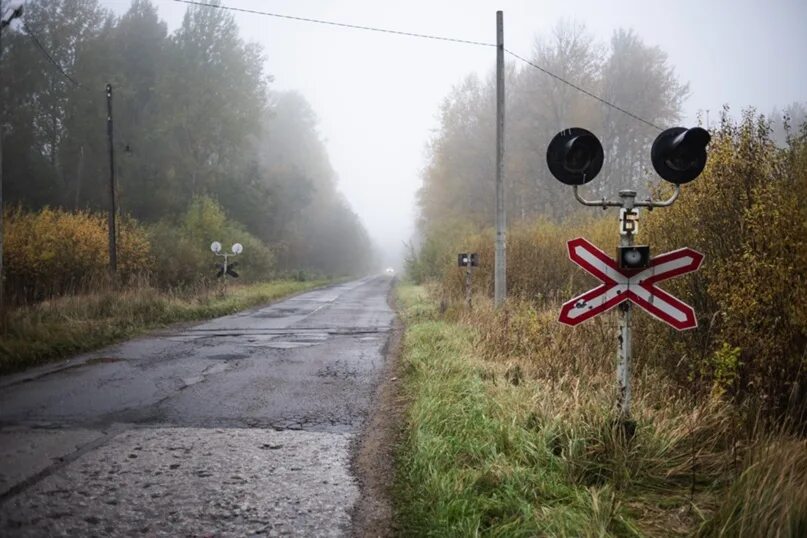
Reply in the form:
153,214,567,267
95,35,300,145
0,0,375,276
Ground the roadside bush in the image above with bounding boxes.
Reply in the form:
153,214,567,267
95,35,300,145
3,207,152,302
3,196,277,301
148,195,274,287
640,109,807,425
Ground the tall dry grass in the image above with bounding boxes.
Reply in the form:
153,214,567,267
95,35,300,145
400,284,807,535
700,438,807,537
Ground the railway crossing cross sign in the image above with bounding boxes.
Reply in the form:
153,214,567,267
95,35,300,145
559,237,704,331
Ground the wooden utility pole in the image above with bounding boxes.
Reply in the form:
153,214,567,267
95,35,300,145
106,83,117,274
0,0,22,311
494,11,506,307
0,0,5,312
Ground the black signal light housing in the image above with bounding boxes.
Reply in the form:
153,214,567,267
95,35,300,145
546,128,604,185
618,245,650,270
651,127,711,184
458,253,479,267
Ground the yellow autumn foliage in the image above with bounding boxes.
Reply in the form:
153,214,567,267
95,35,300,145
430,216,612,302
4,207,152,301
639,110,807,420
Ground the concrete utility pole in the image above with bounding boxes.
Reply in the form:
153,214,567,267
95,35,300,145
106,83,117,274
494,10,506,307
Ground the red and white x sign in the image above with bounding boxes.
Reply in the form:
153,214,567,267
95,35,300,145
559,237,704,331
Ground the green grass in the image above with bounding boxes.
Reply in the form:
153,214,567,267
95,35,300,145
393,284,807,537
394,286,640,536
0,279,330,374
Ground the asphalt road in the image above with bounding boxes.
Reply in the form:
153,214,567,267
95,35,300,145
0,276,395,537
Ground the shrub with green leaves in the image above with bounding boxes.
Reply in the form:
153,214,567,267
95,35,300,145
640,110,807,424
148,195,274,287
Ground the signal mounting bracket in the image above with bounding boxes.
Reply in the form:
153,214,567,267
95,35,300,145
572,184,680,210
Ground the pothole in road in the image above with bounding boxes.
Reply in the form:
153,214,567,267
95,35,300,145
264,342,317,349
253,308,302,319
252,332,331,349
316,361,360,379
196,353,250,361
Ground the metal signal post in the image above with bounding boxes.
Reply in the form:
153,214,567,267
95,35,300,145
572,187,681,417
466,256,472,309
458,253,478,310
618,194,636,417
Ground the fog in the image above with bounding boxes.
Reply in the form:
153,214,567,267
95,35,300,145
100,0,806,269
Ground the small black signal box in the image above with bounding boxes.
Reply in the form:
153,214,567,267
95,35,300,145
618,246,650,270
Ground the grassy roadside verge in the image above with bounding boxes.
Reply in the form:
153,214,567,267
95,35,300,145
0,279,331,375
393,284,807,537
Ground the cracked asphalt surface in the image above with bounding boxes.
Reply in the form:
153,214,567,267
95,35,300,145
0,276,394,536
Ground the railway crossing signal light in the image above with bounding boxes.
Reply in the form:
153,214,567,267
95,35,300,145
458,253,479,267
651,127,711,184
210,241,243,280
546,128,604,185
546,125,711,421
547,126,711,187
618,245,650,270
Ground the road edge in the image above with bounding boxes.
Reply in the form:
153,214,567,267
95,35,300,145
0,278,348,389
349,279,407,538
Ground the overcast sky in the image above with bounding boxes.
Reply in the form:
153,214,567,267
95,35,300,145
100,0,807,267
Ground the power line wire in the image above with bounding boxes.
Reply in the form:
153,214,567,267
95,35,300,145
23,22,83,88
1,6,23,28
174,0,662,131
504,48,663,131
172,0,495,48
